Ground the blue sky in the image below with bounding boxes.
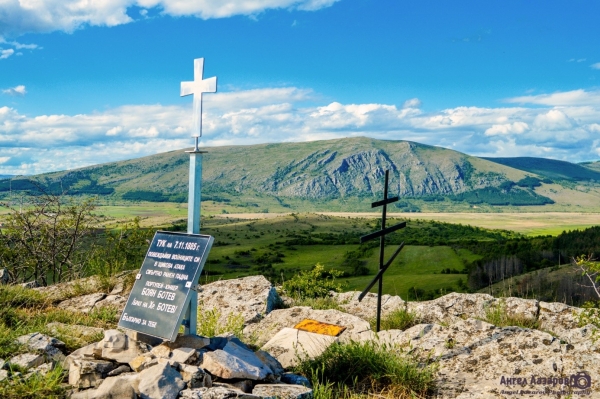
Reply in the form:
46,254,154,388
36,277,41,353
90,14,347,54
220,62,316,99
1,0,600,175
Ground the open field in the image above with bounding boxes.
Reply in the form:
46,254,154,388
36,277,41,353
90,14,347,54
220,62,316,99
218,211,600,236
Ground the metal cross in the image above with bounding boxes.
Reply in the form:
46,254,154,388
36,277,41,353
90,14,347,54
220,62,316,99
358,170,406,332
181,58,217,140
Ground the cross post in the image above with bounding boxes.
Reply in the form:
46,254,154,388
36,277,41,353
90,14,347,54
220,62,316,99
358,170,406,332
180,58,217,335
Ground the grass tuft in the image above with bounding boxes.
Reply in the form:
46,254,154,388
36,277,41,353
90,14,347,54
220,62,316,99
483,300,539,329
371,308,419,331
0,363,67,399
295,340,436,399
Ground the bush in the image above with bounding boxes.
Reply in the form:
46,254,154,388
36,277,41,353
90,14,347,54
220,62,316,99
282,263,346,300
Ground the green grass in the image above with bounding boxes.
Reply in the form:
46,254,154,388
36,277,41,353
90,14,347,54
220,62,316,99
372,308,420,331
295,341,436,399
482,300,539,329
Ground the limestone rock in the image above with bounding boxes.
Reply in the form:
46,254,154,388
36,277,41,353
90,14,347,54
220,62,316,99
137,363,185,399
538,301,584,338
150,343,172,358
255,350,284,377
171,347,198,365
94,330,149,364
198,276,281,325
261,328,338,369
243,306,370,347
20,280,40,288
94,294,128,312
107,364,132,376
280,373,312,388
164,334,211,351
406,292,495,324
179,364,211,389
202,341,272,380
69,358,116,389
8,353,45,370
252,384,313,399
129,354,157,372
179,386,261,398
71,372,139,399
57,292,106,313
15,332,66,361
330,291,405,321
502,297,539,321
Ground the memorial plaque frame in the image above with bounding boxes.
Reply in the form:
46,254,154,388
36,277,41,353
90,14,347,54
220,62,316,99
118,231,214,342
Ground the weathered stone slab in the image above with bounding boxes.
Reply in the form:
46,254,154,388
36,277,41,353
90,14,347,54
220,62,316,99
179,364,211,389
243,306,370,347
406,293,495,324
8,353,45,370
180,386,261,399
198,276,281,325
330,291,405,321
94,329,149,364
70,372,139,399
252,384,313,399
255,350,284,377
538,301,584,339
0,369,7,382
15,332,65,360
69,358,116,389
94,294,128,312
57,292,106,313
261,327,338,369
171,347,197,365
137,363,185,399
129,354,158,372
202,341,272,380
164,334,211,350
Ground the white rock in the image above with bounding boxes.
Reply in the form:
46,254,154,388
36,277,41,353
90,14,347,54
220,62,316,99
406,293,495,324
8,353,45,370
255,350,284,376
179,364,211,389
202,341,272,380
0,369,8,382
261,328,338,369
69,358,116,389
71,372,139,399
15,332,65,361
538,301,584,339
252,384,313,399
243,306,371,347
94,294,127,312
330,291,405,321
171,347,197,364
94,329,149,364
179,386,261,398
198,276,281,325
137,363,185,399
57,292,106,313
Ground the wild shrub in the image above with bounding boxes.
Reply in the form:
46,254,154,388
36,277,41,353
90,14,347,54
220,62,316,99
282,263,346,300
197,305,245,339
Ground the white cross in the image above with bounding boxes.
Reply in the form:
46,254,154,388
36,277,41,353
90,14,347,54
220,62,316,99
181,58,217,137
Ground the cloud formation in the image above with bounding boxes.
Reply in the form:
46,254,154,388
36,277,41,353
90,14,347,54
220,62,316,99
592,62,600,70
0,0,340,37
1,87,600,175
2,85,26,96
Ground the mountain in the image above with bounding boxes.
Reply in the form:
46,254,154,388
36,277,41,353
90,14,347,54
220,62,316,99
484,157,600,182
0,137,589,211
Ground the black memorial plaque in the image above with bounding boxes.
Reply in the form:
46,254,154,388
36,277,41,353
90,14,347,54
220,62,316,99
118,231,213,341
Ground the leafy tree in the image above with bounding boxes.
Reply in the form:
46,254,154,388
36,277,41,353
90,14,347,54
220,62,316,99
0,190,97,285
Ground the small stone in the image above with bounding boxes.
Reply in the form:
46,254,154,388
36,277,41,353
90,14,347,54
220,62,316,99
94,329,149,364
179,364,211,389
151,343,172,358
129,354,157,372
15,332,66,361
171,347,197,364
0,370,8,382
107,364,131,376
69,358,116,389
32,362,53,376
255,350,284,377
8,353,45,370
201,341,272,380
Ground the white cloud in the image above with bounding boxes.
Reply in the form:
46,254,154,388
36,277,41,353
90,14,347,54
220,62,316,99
402,98,421,109
484,122,529,136
2,87,600,175
0,49,15,59
506,89,600,106
2,85,26,96
0,0,340,37
591,62,600,70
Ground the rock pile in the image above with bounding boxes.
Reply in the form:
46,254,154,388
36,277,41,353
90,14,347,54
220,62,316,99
4,275,600,398
65,329,312,399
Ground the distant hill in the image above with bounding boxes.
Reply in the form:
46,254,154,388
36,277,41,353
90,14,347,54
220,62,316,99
580,160,600,173
0,137,586,211
0,175,14,180
484,157,600,182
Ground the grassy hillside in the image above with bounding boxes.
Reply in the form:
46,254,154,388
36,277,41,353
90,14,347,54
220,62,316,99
485,156,600,181
1,137,568,211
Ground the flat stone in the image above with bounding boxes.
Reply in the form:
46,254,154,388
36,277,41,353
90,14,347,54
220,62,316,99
243,306,370,347
261,328,338,369
198,276,281,325
57,292,107,313
172,347,198,365
151,343,172,358
331,291,405,321
8,353,45,370
201,341,272,380
252,384,313,399
179,386,261,399
137,363,185,399
106,364,131,376
164,334,210,350
94,294,128,312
